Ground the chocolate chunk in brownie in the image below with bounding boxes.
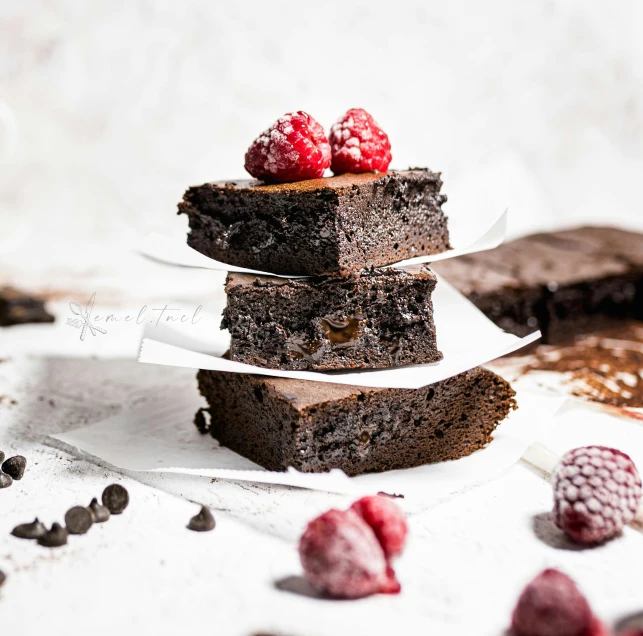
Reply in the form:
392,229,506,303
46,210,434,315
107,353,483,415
433,227,643,343
0,287,55,327
196,367,516,476
221,265,442,370
178,169,450,276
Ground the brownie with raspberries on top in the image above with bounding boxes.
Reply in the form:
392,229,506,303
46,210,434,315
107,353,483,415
179,169,450,277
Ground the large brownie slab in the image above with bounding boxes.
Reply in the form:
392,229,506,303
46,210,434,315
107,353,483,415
179,169,450,276
433,227,643,343
195,367,516,476
221,265,442,370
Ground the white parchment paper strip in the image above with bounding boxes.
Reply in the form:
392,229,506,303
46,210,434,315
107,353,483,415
50,388,565,499
138,210,507,278
138,278,541,390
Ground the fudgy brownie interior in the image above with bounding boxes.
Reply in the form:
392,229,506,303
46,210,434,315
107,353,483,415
196,367,516,476
179,169,450,276
222,265,442,370
433,227,643,343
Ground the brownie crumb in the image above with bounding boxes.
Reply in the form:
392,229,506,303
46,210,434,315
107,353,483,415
194,408,212,434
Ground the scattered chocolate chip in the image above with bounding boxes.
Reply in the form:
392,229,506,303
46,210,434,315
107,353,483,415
0,472,12,489
102,484,129,514
0,569,5,587
11,518,47,539
0,451,4,463
38,523,68,548
2,455,26,480
65,506,93,535
187,505,216,532
88,497,110,523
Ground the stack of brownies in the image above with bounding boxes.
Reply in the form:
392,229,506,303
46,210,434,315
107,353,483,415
179,169,517,476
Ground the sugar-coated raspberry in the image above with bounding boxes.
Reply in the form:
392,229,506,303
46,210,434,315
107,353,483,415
552,446,642,545
350,495,408,559
298,509,400,599
244,111,331,183
329,108,392,175
511,569,607,636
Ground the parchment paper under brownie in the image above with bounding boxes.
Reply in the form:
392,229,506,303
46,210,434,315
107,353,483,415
196,367,516,476
178,169,450,277
433,227,643,343
222,265,442,370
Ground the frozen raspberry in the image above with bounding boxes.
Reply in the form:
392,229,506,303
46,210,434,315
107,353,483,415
511,569,607,636
552,446,642,545
350,495,408,559
244,111,331,183
298,509,400,599
329,108,392,175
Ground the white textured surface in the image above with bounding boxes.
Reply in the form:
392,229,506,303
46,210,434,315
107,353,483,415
2,2,643,633
1,341,643,634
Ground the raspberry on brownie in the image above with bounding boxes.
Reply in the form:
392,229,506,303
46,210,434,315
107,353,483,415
244,111,331,183
330,108,392,175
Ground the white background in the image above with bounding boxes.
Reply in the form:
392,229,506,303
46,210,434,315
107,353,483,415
2,0,643,290
2,3,643,635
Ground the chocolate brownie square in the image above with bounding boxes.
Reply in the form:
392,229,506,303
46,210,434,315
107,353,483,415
221,265,442,370
433,227,643,343
195,367,516,476
179,169,450,276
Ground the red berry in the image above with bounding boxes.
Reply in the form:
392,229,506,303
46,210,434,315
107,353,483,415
350,495,408,559
298,509,400,599
329,108,392,175
552,446,642,545
244,111,331,183
511,569,606,636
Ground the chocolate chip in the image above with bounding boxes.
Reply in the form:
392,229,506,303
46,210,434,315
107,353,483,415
2,455,26,480
65,506,93,535
0,472,12,489
11,518,47,540
0,569,5,587
102,484,129,514
187,505,216,532
38,523,68,548
0,451,5,463
88,497,110,523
